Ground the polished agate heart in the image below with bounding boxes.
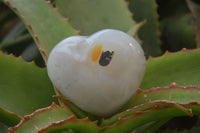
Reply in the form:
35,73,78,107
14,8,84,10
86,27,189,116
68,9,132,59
47,29,146,117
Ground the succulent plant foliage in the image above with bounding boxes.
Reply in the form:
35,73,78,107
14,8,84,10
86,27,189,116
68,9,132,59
0,0,200,133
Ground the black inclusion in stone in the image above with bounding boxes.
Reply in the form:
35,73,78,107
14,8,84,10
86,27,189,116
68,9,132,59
99,51,114,66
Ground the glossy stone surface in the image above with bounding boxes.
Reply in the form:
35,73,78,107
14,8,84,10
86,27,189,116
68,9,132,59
47,29,146,117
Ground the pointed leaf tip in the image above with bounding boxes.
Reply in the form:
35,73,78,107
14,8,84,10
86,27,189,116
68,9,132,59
0,108,21,127
55,0,137,35
2,0,78,61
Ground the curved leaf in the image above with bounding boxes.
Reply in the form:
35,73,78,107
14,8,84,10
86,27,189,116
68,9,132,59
0,53,57,117
140,49,200,90
0,108,21,127
102,106,192,133
124,84,200,109
2,0,78,60
101,101,192,127
38,116,101,133
55,0,137,35
127,0,161,57
9,103,73,133
106,84,200,132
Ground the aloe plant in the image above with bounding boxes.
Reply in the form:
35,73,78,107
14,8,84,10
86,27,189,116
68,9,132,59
0,0,200,132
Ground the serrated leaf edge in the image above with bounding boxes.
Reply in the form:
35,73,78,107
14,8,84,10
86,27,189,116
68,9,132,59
8,102,71,133
0,51,44,69
45,0,81,35
102,107,170,130
37,115,100,133
2,0,79,62
3,0,48,61
147,48,199,60
0,107,21,127
103,104,193,132
137,83,200,94
101,100,192,127
126,0,162,57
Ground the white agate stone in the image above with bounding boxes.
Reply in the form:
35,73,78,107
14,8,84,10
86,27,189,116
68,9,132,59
47,29,146,117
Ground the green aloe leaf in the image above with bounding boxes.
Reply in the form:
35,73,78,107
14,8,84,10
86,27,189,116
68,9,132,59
140,49,200,90
124,84,200,109
2,0,78,59
55,0,137,35
0,53,57,117
0,108,21,127
101,85,200,132
38,116,102,133
101,100,192,127
127,0,161,57
9,103,74,133
187,0,200,48
160,15,196,52
102,105,192,133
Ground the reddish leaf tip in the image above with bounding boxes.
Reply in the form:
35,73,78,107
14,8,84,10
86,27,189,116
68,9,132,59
77,30,81,35
0,107,22,119
136,88,143,93
164,50,169,54
45,0,53,8
148,56,153,60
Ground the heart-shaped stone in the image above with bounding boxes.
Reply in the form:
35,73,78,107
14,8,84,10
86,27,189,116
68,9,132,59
47,29,146,117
